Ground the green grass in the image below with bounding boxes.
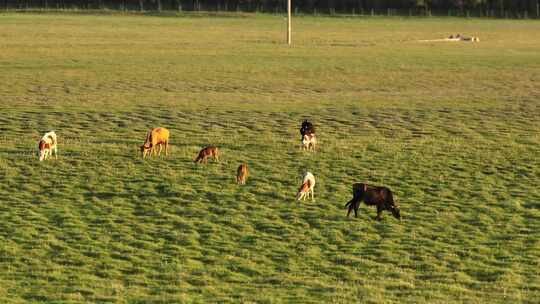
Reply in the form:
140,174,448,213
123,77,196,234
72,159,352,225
1,13,540,303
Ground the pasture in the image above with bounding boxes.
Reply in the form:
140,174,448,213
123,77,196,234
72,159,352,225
1,13,540,303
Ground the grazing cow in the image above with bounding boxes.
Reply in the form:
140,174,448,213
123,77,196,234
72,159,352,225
302,133,317,151
236,163,248,185
345,183,401,220
38,131,57,161
195,146,220,164
300,120,315,138
296,171,315,201
140,127,170,158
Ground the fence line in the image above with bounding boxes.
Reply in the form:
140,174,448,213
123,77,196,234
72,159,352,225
1,2,539,19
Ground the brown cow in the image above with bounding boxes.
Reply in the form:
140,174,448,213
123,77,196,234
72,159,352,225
140,127,170,158
236,164,248,184
345,183,401,220
194,146,219,164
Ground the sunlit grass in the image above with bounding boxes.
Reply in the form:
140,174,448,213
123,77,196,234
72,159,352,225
0,13,539,303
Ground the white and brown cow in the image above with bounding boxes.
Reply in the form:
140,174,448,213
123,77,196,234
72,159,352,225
296,171,315,202
301,133,317,151
38,131,57,161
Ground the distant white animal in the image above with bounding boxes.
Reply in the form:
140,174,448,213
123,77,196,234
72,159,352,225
302,133,317,151
296,171,315,201
38,131,57,161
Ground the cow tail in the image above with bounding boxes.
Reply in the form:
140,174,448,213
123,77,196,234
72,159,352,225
344,198,355,208
47,133,56,146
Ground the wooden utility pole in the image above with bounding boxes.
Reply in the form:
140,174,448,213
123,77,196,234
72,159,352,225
287,0,292,45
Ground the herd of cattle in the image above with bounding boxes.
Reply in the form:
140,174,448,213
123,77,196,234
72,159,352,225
37,120,401,221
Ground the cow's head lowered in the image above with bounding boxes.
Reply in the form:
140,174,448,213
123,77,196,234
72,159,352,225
140,142,151,156
350,183,401,220
38,140,50,161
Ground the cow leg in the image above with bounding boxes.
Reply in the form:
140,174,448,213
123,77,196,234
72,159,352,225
345,199,354,217
54,146,58,159
354,202,359,218
165,141,169,156
158,144,163,156
376,206,383,221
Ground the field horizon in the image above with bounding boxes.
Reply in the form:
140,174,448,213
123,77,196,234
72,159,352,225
1,13,539,303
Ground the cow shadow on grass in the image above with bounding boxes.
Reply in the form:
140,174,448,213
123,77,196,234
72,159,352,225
83,182,181,204
522,200,540,210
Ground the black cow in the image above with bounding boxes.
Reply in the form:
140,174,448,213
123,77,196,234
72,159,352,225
300,120,315,138
345,183,401,220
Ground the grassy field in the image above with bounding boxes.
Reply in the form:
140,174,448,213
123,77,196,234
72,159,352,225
1,13,540,303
